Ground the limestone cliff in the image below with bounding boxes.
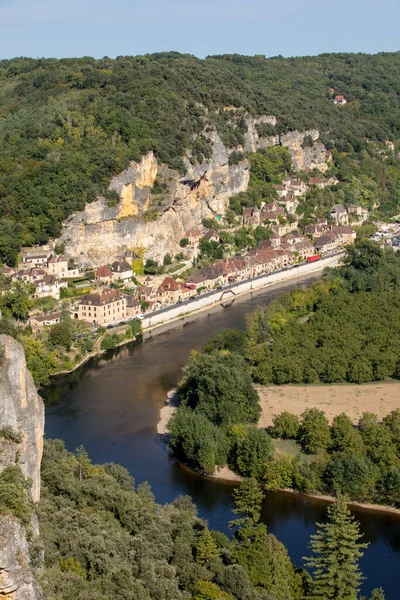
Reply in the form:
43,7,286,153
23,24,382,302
60,132,249,265
0,335,44,600
59,119,330,265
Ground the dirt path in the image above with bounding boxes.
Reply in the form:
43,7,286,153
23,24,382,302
256,382,400,427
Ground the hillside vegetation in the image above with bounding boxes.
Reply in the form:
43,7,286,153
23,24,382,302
1,52,400,262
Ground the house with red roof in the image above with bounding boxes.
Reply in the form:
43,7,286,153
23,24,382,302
158,276,181,303
333,95,347,105
96,265,113,284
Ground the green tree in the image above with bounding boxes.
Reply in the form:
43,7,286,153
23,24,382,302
195,528,218,564
230,477,264,526
48,322,72,350
233,427,274,478
299,409,331,454
178,351,260,427
1,282,33,321
330,413,365,456
304,495,368,600
271,411,300,439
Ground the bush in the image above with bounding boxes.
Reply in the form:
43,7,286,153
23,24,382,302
100,335,116,351
0,466,33,525
232,427,274,478
0,426,23,444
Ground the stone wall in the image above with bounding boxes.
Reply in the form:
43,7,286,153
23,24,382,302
142,254,343,330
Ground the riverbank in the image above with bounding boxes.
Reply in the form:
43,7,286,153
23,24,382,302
51,268,324,378
157,386,400,515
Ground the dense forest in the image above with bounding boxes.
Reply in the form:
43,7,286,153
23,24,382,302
168,240,400,507
1,51,400,262
0,438,383,600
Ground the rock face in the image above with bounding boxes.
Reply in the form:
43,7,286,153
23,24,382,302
59,120,330,265
0,335,44,600
60,133,249,265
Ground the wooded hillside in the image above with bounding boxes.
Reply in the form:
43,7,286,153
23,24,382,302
1,52,400,262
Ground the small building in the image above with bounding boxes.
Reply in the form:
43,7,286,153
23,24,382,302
136,286,157,304
330,204,349,226
185,229,203,246
110,260,133,283
272,184,287,198
293,240,315,259
314,233,339,254
125,295,141,317
33,276,67,299
158,277,181,304
203,229,220,243
22,250,49,266
309,177,325,189
333,95,347,105
96,265,113,285
47,254,69,278
331,225,356,244
78,289,127,325
243,207,261,227
29,312,62,331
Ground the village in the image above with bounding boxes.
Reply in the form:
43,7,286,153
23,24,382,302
0,172,375,336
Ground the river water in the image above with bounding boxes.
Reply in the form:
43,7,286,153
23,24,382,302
44,274,400,599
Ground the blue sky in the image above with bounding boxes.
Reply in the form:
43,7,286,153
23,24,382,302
0,0,399,60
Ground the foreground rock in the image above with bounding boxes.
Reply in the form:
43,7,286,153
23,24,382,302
0,335,44,600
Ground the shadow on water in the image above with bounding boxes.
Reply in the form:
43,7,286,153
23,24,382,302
42,274,400,599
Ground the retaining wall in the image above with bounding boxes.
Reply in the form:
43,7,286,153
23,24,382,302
142,253,343,329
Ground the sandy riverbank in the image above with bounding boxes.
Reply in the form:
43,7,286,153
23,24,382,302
256,381,400,426
157,389,178,435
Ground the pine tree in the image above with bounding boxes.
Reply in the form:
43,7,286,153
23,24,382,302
196,528,218,564
230,477,264,528
304,495,368,600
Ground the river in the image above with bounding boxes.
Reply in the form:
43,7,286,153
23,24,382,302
44,274,400,599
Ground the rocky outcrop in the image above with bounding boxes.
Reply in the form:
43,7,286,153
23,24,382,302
0,516,43,600
60,133,249,265
280,129,329,172
0,335,44,600
59,119,331,266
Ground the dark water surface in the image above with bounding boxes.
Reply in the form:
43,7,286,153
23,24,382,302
44,275,400,599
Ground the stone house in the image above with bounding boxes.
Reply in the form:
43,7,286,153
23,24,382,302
29,311,62,330
309,177,325,189
185,229,203,246
125,295,141,317
272,184,287,198
47,254,68,278
330,204,349,225
22,249,50,266
136,286,157,304
331,226,357,244
203,229,220,243
333,95,347,105
243,207,261,227
78,289,127,325
277,194,299,215
96,265,113,285
314,233,340,254
158,277,181,304
293,240,315,259
110,260,133,283
33,276,67,299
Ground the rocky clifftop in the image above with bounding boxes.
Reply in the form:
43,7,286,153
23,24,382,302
0,335,44,600
59,120,330,265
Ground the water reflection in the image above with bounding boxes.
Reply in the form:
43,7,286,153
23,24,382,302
43,274,400,599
